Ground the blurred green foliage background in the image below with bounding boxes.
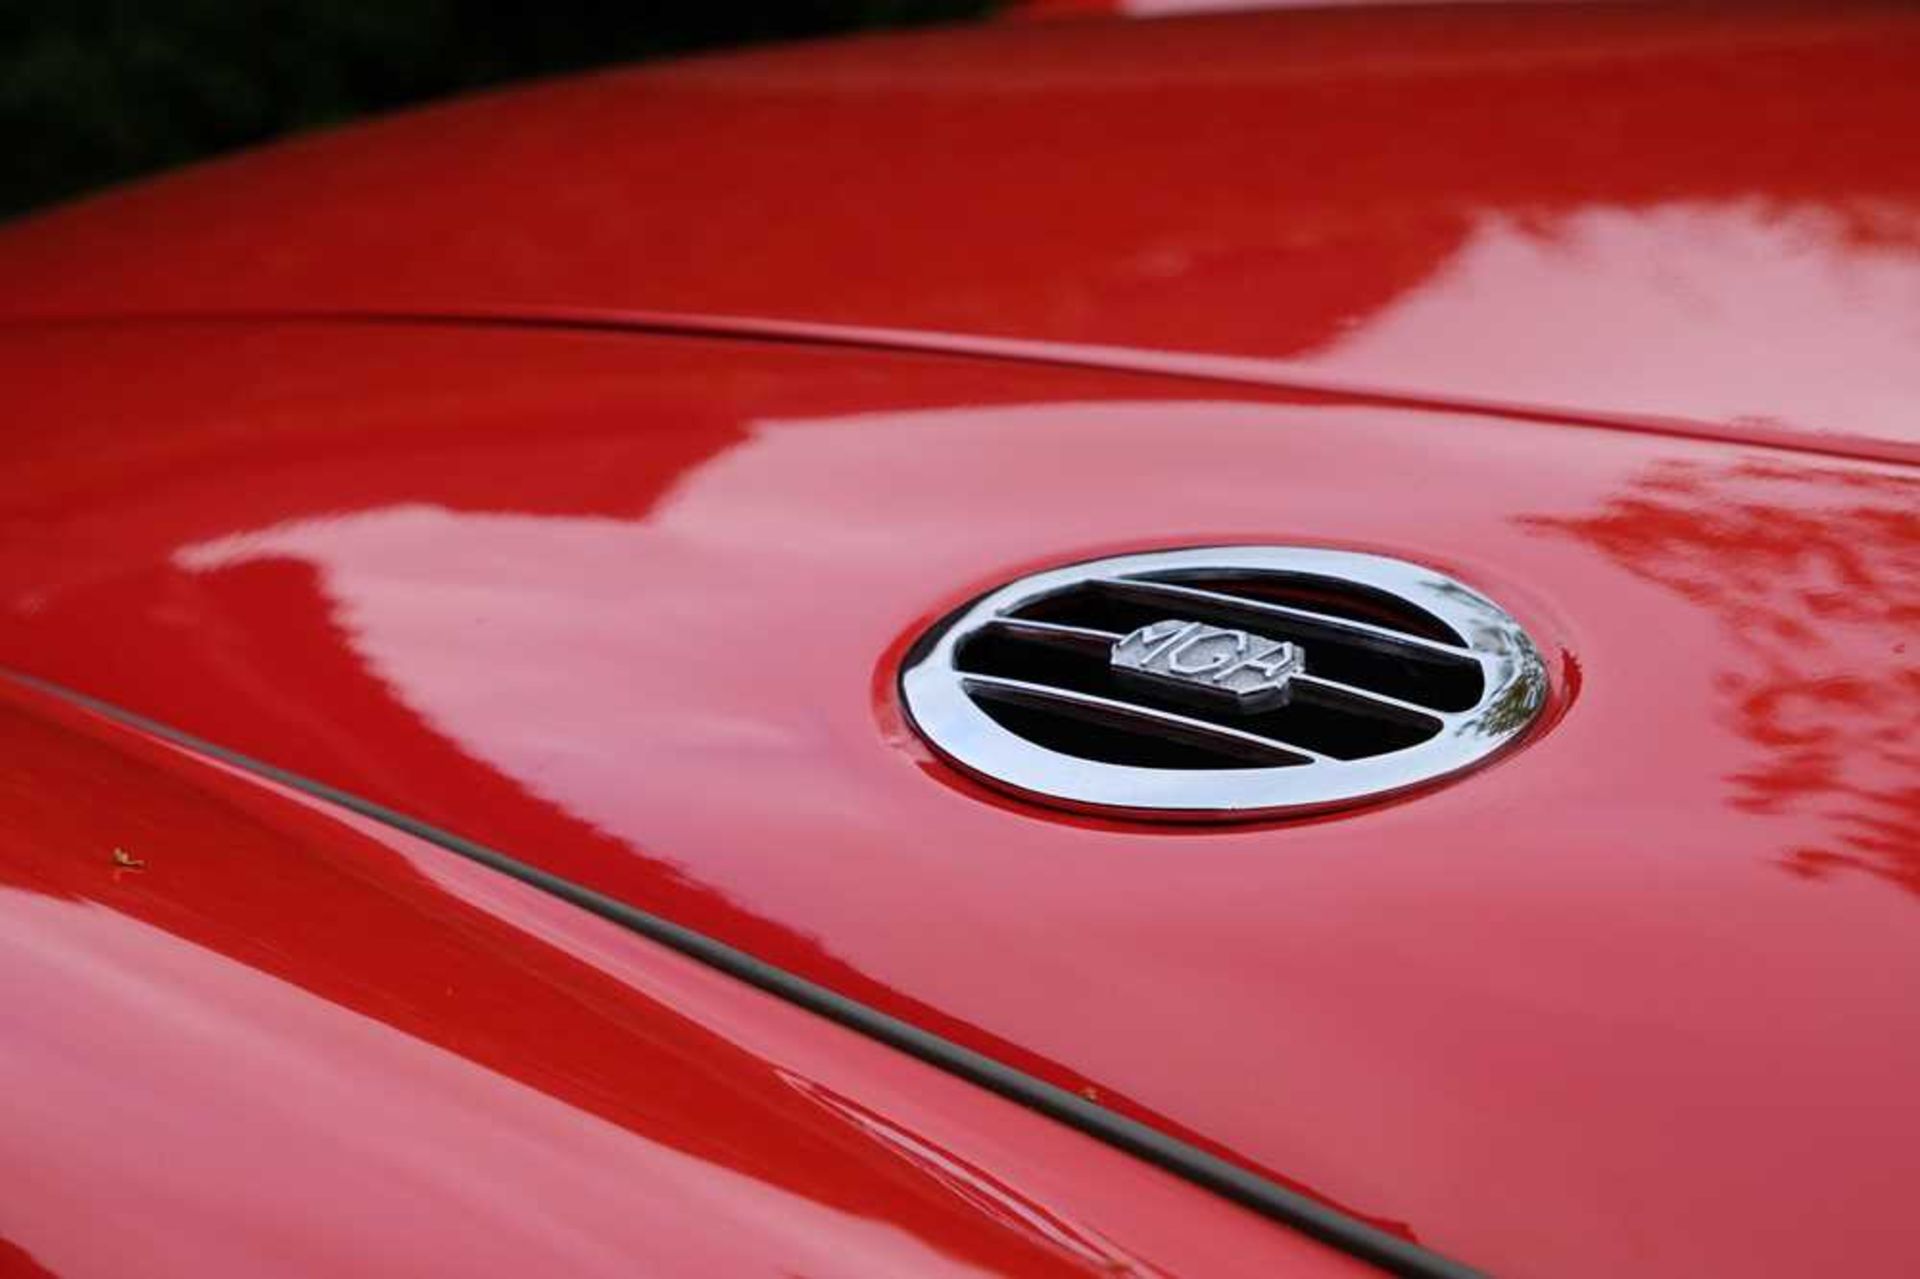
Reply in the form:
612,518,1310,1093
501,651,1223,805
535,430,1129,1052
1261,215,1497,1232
1,0,991,220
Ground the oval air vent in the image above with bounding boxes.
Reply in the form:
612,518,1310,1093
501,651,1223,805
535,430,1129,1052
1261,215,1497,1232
898,547,1548,820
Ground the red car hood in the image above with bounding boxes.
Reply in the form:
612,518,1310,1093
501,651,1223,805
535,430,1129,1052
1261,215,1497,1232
3,316,1916,1278
2,7,1918,1279
0,2,1917,459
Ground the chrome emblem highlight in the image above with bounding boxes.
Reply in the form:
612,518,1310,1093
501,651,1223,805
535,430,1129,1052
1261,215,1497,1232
1110,619,1304,713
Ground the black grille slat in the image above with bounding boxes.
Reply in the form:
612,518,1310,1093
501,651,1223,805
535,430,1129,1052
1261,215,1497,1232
977,617,1115,658
1145,569,1465,645
1094,578,1473,661
1290,675,1449,731
962,675,1318,768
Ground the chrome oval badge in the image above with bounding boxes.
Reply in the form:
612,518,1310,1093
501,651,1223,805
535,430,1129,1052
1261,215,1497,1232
898,546,1549,821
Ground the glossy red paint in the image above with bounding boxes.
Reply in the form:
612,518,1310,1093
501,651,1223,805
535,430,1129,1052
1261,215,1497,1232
1,5,1917,452
2,317,1916,1277
0,676,1369,1279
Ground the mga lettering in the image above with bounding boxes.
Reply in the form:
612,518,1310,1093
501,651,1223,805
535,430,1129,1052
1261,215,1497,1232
1110,619,1305,712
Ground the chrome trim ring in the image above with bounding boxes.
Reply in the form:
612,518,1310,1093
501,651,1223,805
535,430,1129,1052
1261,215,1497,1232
898,546,1549,821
